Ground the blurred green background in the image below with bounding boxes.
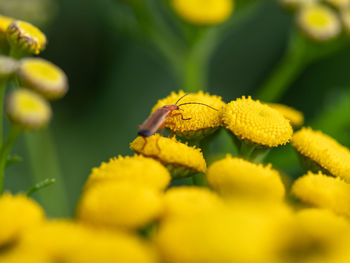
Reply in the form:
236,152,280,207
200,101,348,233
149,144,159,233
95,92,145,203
1,0,350,217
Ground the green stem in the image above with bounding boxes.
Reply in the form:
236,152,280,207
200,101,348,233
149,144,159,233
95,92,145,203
24,129,70,217
26,178,56,196
0,80,7,147
256,30,306,102
0,125,22,194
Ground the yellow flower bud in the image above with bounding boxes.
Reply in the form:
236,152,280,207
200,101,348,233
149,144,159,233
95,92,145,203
18,58,68,100
325,0,350,9
267,103,304,128
297,4,341,41
6,20,46,56
6,88,52,130
171,0,234,25
0,15,14,53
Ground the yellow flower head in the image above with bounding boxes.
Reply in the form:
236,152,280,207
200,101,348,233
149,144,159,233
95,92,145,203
84,155,171,192
9,220,157,263
6,88,52,130
130,134,207,178
162,186,224,220
76,181,163,230
171,0,233,25
18,58,68,100
325,0,350,9
0,56,18,79
297,4,341,41
291,171,350,217
6,20,46,56
267,103,304,128
206,155,285,201
0,15,14,34
277,208,350,263
156,201,291,263
0,193,45,247
292,127,350,181
151,90,225,140
223,96,293,147
280,0,318,9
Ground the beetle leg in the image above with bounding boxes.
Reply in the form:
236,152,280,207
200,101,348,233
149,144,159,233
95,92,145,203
170,112,191,121
140,137,147,152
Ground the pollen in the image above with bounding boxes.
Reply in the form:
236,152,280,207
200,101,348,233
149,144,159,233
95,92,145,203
6,20,47,55
76,181,163,230
162,186,224,220
292,172,350,217
292,127,350,181
267,103,304,128
223,96,293,147
84,155,171,192
206,155,285,201
6,88,52,130
130,134,207,178
297,4,341,41
0,193,45,247
18,58,68,100
171,0,233,25
152,90,225,140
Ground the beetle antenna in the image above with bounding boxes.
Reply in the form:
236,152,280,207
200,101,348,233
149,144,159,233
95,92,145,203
177,102,218,111
175,93,193,105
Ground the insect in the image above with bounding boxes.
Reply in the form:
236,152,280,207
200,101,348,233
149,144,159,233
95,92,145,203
138,93,218,138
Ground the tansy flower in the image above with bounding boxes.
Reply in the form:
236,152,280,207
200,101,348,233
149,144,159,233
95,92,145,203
18,58,68,100
162,186,224,221
206,155,285,201
156,201,291,263
171,0,233,25
276,208,350,263
292,127,350,181
291,171,350,216
151,90,225,140
297,4,341,41
0,15,14,53
84,155,170,192
0,56,18,80
130,134,207,178
325,0,350,9
223,96,293,147
76,181,163,230
6,88,52,130
84,154,170,191
6,20,46,57
0,193,45,247
267,103,304,128
4,220,157,263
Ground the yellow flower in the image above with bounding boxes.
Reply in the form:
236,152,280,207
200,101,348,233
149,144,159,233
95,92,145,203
84,155,171,192
0,193,45,247
6,88,52,130
297,4,341,41
151,90,225,140
0,15,13,34
206,155,285,201
267,103,304,128
4,220,157,263
291,171,350,216
130,134,206,178
325,0,350,9
277,208,350,263
6,20,46,56
223,96,293,147
162,186,224,220
156,201,291,263
0,56,18,79
76,181,163,230
171,0,233,25
18,58,68,100
292,127,350,181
